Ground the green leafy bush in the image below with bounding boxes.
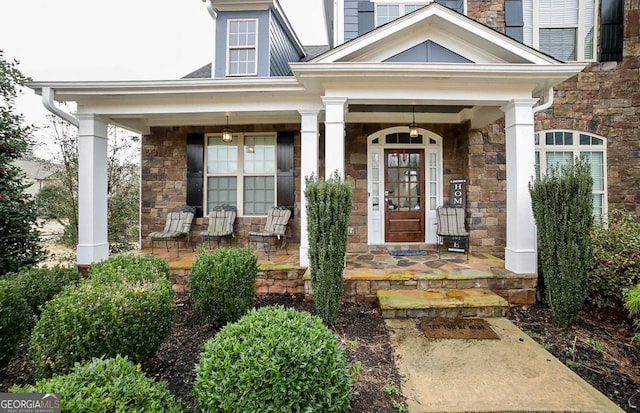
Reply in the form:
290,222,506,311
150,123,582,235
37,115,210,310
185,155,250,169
0,278,30,367
11,356,183,412
6,265,81,316
190,247,257,326
530,158,593,326
194,306,351,412
89,253,169,284
305,172,353,325
589,209,640,308
624,284,640,342
30,279,175,378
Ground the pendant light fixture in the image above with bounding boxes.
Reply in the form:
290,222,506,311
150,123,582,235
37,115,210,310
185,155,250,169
222,115,233,142
409,106,419,138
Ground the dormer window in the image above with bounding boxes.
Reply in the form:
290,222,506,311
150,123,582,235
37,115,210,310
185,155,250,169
227,19,258,76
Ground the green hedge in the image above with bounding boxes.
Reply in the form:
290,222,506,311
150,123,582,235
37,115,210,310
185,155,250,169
190,247,257,327
12,356,183,412
624,284,640,342
30,279,175,378
589,209,640,308
194,306,351,412
5,265,81,316
89,253,169,284
0,278,30,367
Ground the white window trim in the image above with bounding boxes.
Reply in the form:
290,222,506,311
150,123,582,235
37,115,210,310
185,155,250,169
226,18,259,77
535,129,607,216
204,132,277,217
527,0,597,62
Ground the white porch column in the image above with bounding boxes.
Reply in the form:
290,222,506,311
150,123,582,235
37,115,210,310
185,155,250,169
322,96,347,178
299,110,320,267
501,99,539,274
76,114,109,267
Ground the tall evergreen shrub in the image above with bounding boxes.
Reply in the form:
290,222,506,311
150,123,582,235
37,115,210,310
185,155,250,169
305,172,353,325
529,157,593,326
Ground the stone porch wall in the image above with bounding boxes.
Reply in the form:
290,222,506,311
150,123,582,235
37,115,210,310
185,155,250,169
141,125,303,248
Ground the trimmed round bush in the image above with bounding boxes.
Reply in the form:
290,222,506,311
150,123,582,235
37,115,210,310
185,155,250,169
0,278,30,367
11,356,183,412
190,247,257,326
89,253,170,284
194,306,351,412
30,279,176,378
6,265,81,316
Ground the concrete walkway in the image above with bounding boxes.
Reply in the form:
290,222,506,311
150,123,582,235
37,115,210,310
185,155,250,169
386,317,625,413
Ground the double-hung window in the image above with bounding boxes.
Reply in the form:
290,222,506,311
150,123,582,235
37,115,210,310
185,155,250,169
374,2,430,26
523,0,596,61
227,19,258,76
535,130,607,216
206,134,276,216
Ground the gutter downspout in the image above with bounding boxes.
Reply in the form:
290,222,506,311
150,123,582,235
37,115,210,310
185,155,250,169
202,0,217,77
42,87,79,127
532,87,554,113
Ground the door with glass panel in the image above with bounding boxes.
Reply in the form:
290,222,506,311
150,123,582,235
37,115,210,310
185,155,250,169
384,149,425,242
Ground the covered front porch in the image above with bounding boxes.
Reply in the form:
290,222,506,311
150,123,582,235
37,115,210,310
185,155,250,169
145,242,537,313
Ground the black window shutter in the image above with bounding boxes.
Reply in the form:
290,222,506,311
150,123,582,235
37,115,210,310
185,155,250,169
505,0,524,42
186,133,204,218
358,1,374,35
600,0,624,62
276,132,295,212
435,0,464,14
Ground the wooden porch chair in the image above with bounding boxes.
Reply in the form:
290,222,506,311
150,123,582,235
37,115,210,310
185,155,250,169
149,205,196,257
201,204,237,249
248,206,292,260
436,206,469,261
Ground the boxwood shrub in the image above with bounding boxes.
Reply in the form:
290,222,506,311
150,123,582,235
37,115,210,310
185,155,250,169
11,356,183,412
0,278,30,367
194,306,351,412
30,279,175,378
190,247,257,326
89,253,170,284
5,265,81,316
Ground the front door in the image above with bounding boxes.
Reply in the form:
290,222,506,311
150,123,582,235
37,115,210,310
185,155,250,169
384,149,425,242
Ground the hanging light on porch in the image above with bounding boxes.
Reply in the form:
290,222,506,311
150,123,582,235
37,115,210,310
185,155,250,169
222,115,233,142
409,106,419,138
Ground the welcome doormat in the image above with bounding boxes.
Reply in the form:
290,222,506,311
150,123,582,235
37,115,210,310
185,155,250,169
419,318,500,340
389,249,428,257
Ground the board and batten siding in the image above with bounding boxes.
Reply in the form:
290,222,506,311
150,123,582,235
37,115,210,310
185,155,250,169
269,10,304,76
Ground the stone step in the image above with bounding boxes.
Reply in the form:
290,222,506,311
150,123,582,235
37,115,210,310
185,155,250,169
377,289,508,319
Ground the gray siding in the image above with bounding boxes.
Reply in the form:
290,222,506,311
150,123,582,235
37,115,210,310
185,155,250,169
269,10,304,76
384,40,472,63
214,10,270,78
344,0,360,42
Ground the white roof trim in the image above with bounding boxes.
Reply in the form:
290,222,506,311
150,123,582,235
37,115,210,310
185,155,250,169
311,3,559,65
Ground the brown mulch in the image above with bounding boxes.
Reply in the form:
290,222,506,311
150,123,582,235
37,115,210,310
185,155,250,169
2,293,639,412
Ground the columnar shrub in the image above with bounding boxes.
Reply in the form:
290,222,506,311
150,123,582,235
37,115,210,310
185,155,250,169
30,279,175,378
0,278,30,367
11,356,183,412
305,172,353,325
589,209,640,308
89,253,170,284
194,306,351,412
529,158,593,326
6,265,81,316
624,285,640,342
190,247,257,326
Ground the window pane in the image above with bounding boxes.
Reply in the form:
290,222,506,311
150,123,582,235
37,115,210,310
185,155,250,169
244,176,275,215
540,28,577,61
583,0,595,59
377,5,399,26
244,135,276,174
405,4,424,13
207,177,237,211
592,194,603,216
582,151,604,191
229,20,256,47
229,49,256,75
546,151,573,172
539,0,578,26
207,137,237,174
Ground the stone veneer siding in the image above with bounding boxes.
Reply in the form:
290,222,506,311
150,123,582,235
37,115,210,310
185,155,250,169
141,125,302,248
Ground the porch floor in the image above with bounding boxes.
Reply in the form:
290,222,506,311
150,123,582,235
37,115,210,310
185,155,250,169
141,242,536,305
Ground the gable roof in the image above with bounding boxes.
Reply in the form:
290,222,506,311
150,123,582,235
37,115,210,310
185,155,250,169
311,3,558,65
